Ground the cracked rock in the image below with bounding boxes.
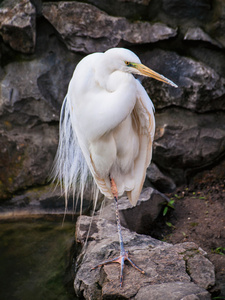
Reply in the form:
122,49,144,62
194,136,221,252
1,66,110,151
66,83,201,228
0,0,36,53
42,1,177,54
74,215,214,299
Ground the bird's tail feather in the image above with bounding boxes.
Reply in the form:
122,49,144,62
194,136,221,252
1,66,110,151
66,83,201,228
51,95,98,214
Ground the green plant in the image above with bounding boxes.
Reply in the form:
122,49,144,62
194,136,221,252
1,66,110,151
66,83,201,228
163,199,175,216
174,193,183,199
211,247,225,255
166,222,175,228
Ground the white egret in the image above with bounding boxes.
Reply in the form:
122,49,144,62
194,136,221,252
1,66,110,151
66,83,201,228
53,47,177,286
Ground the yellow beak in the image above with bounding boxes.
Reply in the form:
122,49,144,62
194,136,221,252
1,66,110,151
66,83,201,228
135,63,178,88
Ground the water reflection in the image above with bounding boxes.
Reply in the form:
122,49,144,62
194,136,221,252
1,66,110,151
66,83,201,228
0,217,78,300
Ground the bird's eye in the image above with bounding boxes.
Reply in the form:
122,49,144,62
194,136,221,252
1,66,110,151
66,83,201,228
125,61,130,66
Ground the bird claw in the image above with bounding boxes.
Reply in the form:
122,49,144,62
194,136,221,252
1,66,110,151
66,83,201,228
91,250,145,287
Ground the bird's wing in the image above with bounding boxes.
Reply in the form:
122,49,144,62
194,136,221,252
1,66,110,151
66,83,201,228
127,80,155,206
69,106,113,200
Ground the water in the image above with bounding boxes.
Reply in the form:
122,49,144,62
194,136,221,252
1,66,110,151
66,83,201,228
0,217,78,300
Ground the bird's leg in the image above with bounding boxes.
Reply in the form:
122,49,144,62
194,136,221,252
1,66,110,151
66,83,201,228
92,177,145,287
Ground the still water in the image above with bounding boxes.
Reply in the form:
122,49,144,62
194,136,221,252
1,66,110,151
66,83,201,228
0,217,78,300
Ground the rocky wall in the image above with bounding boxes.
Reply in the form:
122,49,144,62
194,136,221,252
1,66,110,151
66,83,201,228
0,0,225,200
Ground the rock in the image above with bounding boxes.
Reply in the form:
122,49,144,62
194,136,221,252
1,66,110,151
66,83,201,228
100,187,167,234
0,184,93,218
145,162,176,193
162,0,211,21
187,45,225,79
42,2,177,54
0,124,58,199
187,254,216,290
0,0,36,53
0,21,81,118
184,27,223,48
0,21,82,199
74,215,213,299
141,49,225,113
0,59,58,122
153,108,225,184
207,0,225,48
0,56,58,198
135,282,210,300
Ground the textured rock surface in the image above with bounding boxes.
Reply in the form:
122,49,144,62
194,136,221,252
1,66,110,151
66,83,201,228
74,215,214,299
0,18,81,198
42,2,177,54
187,254,216,290
99,187,167,233
135,282,211,300
141,50,225,112
153,108,225,183
184,27,223,48
0,0,36,53
145,162,176,193
0,181,102,218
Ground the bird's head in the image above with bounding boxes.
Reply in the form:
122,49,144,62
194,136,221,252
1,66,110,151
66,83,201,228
104,48,178,88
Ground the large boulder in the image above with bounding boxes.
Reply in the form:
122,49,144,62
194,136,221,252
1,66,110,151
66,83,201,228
74,215,214,299
153,108,225,183
42,1,177,54
0,124,57,199
141,50,225,112
0,20,81,199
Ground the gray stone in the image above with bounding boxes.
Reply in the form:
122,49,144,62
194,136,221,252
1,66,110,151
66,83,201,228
187,46,225,79
0,59,58,122
187,254,216,290
135,282,210,300
100,187,166,234
184,27,223,48
145,162,176,193
0,21,82,199
153,108,225,184
42,2,177,54
0,184,93,217
0,26,81,119
0,55,59,198
0,124,58,198
0,0,36,53
74,216,213,299
141,50,225,113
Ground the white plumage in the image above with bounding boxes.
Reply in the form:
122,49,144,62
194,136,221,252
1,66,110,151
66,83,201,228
54,48,175,205
52,48,177,286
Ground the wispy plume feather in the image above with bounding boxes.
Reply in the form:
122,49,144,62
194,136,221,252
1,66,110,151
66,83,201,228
51,96,99,215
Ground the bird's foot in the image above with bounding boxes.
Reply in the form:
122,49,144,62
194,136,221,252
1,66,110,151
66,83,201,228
91,250,145,287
